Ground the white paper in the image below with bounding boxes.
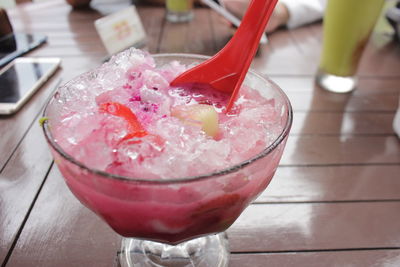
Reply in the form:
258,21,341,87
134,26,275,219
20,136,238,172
95,6,146,55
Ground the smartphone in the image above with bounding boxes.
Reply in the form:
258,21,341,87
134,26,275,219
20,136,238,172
0,33,47,68
201,0,268,43
0,57,61,115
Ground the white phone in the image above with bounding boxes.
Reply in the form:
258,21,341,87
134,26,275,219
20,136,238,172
0,57,61,115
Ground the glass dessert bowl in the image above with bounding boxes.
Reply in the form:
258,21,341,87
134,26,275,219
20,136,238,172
42,51,292,267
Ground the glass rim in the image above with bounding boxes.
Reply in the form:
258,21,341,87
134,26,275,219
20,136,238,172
42,53,293,185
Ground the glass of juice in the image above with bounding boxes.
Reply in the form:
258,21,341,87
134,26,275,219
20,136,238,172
166,0,194,23
317,0,385,93
42,50,292,267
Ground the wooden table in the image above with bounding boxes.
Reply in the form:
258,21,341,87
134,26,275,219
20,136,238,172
1,0,400,266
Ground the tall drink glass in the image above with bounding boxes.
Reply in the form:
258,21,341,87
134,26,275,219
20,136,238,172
316,0,385,93
42,53,292,267
166,0,194,22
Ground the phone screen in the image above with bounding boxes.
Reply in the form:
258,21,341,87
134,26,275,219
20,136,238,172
0,33,47,67
0,61,57,104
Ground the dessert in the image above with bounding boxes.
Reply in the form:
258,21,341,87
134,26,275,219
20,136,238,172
44,49,290,244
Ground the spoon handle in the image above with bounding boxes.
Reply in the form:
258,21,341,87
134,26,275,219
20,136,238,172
171,0,278,111
222,0,278,109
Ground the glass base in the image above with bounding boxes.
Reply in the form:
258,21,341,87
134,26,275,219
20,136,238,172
118,233,229,267
166,10,194,23
316,70,357,93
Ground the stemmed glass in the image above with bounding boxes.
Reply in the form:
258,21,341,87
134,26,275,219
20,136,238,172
42,54,292,267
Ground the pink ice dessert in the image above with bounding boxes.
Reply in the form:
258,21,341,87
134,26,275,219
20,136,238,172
43,49,291,244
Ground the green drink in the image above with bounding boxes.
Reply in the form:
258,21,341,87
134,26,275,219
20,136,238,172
166,0,194,23
317,0,385,93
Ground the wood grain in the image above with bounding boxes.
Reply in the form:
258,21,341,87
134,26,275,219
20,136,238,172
258,165,400,202
230,250,400,267
4,168,118,267
282,135,400,166
227,203,400,252
291,112,395,135
273,77,400,112
0,118,53,264
138,7,165,53
159,8,216,55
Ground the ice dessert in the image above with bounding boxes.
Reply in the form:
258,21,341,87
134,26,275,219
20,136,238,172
51,48,282,179
43,49,291,244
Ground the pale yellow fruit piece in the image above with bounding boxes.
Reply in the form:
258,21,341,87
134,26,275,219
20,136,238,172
171,104,219,138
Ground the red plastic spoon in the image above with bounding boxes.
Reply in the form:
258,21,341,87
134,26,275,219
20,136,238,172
170,0,279,111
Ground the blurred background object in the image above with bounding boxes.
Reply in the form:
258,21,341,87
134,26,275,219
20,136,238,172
387,1,400,138
0,7,13,37
386,0,400,41
66,0,91,8
316,0,385,93
0,0,37,9
165,0,194,22
221,0,326,33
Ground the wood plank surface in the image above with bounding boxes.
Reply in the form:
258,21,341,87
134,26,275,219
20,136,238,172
282,135,400,166
291,112,395,135
255,30,315,76
358,36,400,77
258,165,400,202
228,203,400,252
274,77,400,112
4,168,118,267
230,250,400,267
159,8,216,55
0,117,54,264
138,7,165,53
